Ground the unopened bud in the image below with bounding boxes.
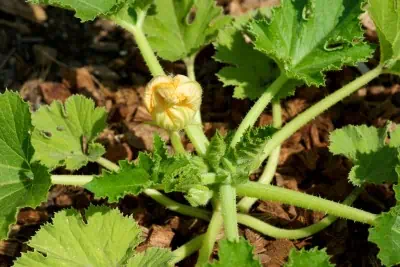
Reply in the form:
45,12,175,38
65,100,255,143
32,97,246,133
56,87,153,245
144,75,202,131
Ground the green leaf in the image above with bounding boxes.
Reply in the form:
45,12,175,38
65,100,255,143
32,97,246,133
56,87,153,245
369,206,400,266
127,247,174,267
144,0,230,61
250,0,373,86
284,247,334,267
0,91,51,240
184,185,213,207
214,26,280,100
329,125,399,185
13,206,143,266
85,160,152,202
394,184,400,201
368,0,400,75
31,95,107,170
225,126,276,183
207,237,261,266
206,131,227,171
28,0,127,22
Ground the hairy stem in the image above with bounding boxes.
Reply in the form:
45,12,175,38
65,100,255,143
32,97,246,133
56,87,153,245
170,234,205,266
170,131,186,154
254,65,384,172
220,183,239,241
230,74,288,147
196,201,223,266
112,17,165,77
51,175,94,185
237,101,282,212
236,182,377,225
237,186,363,239
184,54,197,81
95,157,210,220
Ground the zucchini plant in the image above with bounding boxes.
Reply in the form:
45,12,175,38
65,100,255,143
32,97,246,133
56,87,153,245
1,0,400,265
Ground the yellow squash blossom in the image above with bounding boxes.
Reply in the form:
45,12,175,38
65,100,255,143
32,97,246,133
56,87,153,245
144,75,202,131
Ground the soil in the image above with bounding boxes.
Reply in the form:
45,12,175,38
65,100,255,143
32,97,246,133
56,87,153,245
0,0,398,266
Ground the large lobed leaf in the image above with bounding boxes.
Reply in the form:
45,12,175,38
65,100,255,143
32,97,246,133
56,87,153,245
207,237,261,267
368,0,400,75
0,91,51,240
368,206,400,266
31,95,107,170
144,0,230,61
13,205,174,266
284,247,334,267
250,0,373,86
214,25,280,100
329,125,399,185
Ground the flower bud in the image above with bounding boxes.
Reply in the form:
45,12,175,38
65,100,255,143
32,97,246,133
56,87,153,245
144,75,202,131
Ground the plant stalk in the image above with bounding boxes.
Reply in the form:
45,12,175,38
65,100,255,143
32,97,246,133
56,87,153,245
255,65,384,171
237,186,363,239
51,175,94,186
112,17,165,77
237,101,282,212
170,131,186,154
219,183,239,241
236,182,377,225
230,74,288,147
196,201,223,266
170,234,205,266
184,111,209,157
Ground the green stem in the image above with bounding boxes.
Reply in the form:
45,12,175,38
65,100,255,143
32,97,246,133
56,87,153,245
95,157,210,221
112,17,165,77
237,101,282,212
170,234,205,266
170,131,186,154
96,157,119,172
220,184,239,241
184,111,209,157
230,74,288,147
196,202,223,266
184,54,197,81
236,182,377,225
255,65,384,171
237,186,363,239
144,189,210,220
51,175,93,186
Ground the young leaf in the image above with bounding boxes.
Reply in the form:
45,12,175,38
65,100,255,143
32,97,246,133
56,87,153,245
214,25,280,100
13,206,145,266
368,0,400,75
144,0,230,61
85,160,152,202
206,131,227,171
284,247,334,267
28,0,127,22
329,125,398,185
368,206,400,266
127,247,174,267
250,0,373,86
31,95,107,170
0,91,51,240
207,237,261,266
225,126,276,183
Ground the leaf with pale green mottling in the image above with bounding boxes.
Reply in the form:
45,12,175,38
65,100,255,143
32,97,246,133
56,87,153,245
0,91,51,240
250,0,373,86
127,248,174,267
31,95,107,170
144,0,230,61
13,206,143,266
